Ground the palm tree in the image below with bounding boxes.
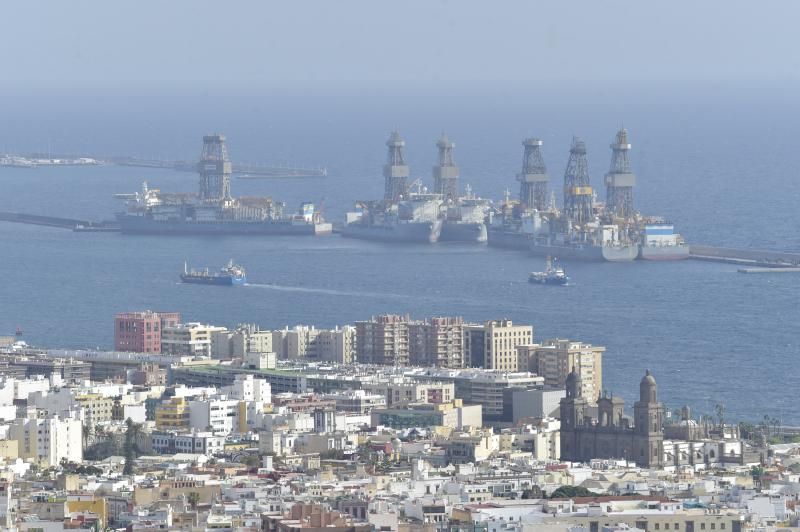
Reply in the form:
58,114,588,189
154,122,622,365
122,418,141,475
187,492,200,510
715,404,725,429
82,425,91,450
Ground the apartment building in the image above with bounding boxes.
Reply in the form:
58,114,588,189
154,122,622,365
355,315,410,366
518,338,604,403
155,397,191,431
408,317,465,368
114,311,181,353
465,320,533,371
9,411,83,467
161,323,227,357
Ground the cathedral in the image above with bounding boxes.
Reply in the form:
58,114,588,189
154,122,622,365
560,368,664,468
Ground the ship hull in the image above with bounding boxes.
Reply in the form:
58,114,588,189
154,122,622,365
602,244,639,262
529,277,569,286
180,274,245,286
439,221,487,243
487,228,533,250
116,214,331,236
341,220,442,243
639,245,690,261
530,242,604,261
529,242,638,262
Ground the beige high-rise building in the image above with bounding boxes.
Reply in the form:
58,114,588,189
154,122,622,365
315,326,356,364
477,320,534,371
212,324,275,360
518,338,604,403
408,316,465,368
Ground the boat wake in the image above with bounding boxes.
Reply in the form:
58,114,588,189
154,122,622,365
244,283,412,300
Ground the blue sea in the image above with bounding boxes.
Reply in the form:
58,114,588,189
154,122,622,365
0,81,797,424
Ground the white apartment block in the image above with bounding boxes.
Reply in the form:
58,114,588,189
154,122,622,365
221,374,271,404
188,396,241,434
161,323,227,357
9,411,83,467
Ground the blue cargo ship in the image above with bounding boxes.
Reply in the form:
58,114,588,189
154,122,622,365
181,260,246,286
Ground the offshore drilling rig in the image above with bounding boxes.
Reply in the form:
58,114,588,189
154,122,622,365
604,128,636,219
487,128,689,261
562,137,594,231
383,131,410,203
114,134,331,236
198,134,233,203
432,134,459,202
517,138,549,212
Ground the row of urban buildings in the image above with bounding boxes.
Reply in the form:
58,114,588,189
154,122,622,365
113,311,603,377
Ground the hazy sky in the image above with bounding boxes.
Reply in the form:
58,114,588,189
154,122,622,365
4,1,799,84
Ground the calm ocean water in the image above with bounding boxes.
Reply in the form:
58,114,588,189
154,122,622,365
0,82,797,423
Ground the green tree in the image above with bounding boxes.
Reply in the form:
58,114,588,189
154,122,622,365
187,492,200,510
751,465,765,489
739,422,757,441
549,486,597,499
715,404,725,428
82,425,91,450
243,454,262,469
122,418,141,475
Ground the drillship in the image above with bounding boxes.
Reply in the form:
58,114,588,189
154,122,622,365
488,131,684,262
181,260,246,286
116,135,332,236
342,131,443,244
429,135,489,243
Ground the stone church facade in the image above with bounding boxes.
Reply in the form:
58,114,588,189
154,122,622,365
560,369,664,468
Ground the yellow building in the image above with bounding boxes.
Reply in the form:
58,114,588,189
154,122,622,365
155,397,190,430
75,394,116,425
66,497,107,528
0,440,18,461
483,320,534,371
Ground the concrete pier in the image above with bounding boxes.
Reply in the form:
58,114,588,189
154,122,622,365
738,267,800,274
690,244,800,267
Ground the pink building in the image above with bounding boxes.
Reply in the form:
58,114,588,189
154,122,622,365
114,311,181,353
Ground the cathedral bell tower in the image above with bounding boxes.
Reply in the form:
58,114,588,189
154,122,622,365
633,370,664,467
560,367,588,461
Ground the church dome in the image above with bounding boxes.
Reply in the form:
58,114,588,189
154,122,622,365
640,369,657,403
566,367,582,398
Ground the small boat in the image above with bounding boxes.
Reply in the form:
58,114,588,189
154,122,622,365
529,256,569,285
181,260,246,286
